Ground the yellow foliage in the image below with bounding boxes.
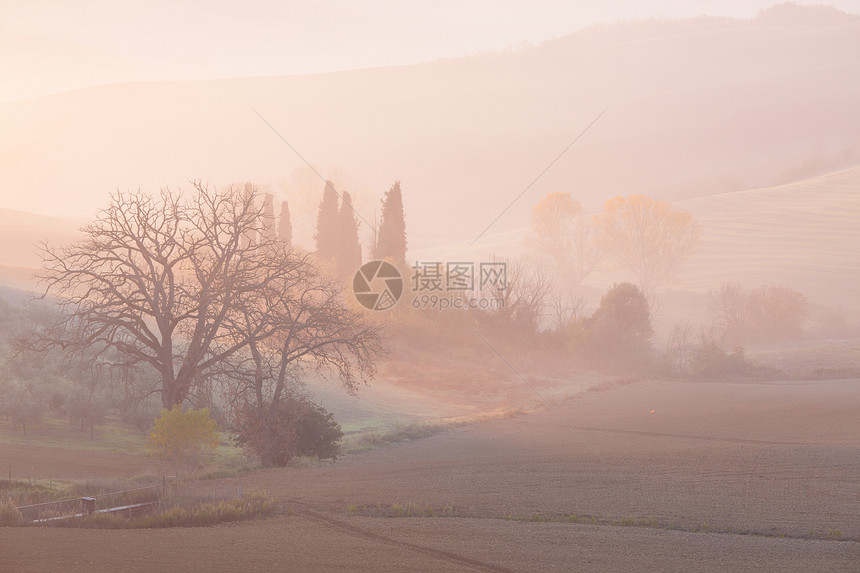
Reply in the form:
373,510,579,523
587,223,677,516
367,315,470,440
594,194,700,295
146,405,219,467
528,192,601,286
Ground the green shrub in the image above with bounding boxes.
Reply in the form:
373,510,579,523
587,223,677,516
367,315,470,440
234,396,343,467
584,282,652,371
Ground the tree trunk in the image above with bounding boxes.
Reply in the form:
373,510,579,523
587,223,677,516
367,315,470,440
260,416,276,467
161,372,187,408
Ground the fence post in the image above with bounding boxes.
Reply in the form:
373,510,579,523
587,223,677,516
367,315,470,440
81,497,96,515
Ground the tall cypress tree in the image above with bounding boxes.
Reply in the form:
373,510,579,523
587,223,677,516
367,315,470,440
337,191,362,280
260,193,276,243
373,181,407,265
314,180,339,261
278,200,292,248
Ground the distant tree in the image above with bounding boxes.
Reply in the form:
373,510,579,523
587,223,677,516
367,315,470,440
594,195,700,297
280,165,372,249
146,405,219,470
549,294,589,351
748,286,809,341
665,321,695,375
337,191,362,280
66,359,110,439
373,181,407,265
6,381,45,436
278,200,293,248
528,192,602,288
314,180,340,262
710,283,809,345
260,193,276,243
709,283,751,345
585,282,652,370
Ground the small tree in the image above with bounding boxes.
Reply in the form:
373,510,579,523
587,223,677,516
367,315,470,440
146,405,220,470
585,282,652,370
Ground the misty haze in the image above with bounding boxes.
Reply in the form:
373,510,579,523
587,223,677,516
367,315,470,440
1,2,859,572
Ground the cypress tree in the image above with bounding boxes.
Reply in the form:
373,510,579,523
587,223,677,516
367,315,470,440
337,191,362,280
260,193,276,243
278,200,292,248
373,181,407,265
314,180,339,261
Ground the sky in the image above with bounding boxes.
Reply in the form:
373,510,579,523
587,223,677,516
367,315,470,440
3,0,860,103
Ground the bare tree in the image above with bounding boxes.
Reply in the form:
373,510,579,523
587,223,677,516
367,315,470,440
665,321,695,375
709,282,749,344
38,182,300,407
475,257,554,336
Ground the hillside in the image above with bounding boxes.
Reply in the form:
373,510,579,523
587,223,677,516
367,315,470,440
1,5,859,250
0,208,80,268
670,166,860,308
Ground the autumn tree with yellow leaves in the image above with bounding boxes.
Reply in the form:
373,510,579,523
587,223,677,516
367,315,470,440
594,195,700,297
527,192,602,289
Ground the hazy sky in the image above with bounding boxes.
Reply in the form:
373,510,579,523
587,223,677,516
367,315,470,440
3,0,860,102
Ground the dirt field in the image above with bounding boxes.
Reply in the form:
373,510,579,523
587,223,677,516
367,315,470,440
2,377,859,572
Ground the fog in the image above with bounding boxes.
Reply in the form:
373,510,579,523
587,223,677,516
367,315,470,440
1,3,859,571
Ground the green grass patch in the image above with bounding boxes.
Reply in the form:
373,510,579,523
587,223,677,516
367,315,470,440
0,413,149,454
341,409,525,453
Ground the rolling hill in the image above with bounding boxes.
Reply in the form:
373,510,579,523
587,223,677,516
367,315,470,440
670,166,860,309
1,5,859,251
